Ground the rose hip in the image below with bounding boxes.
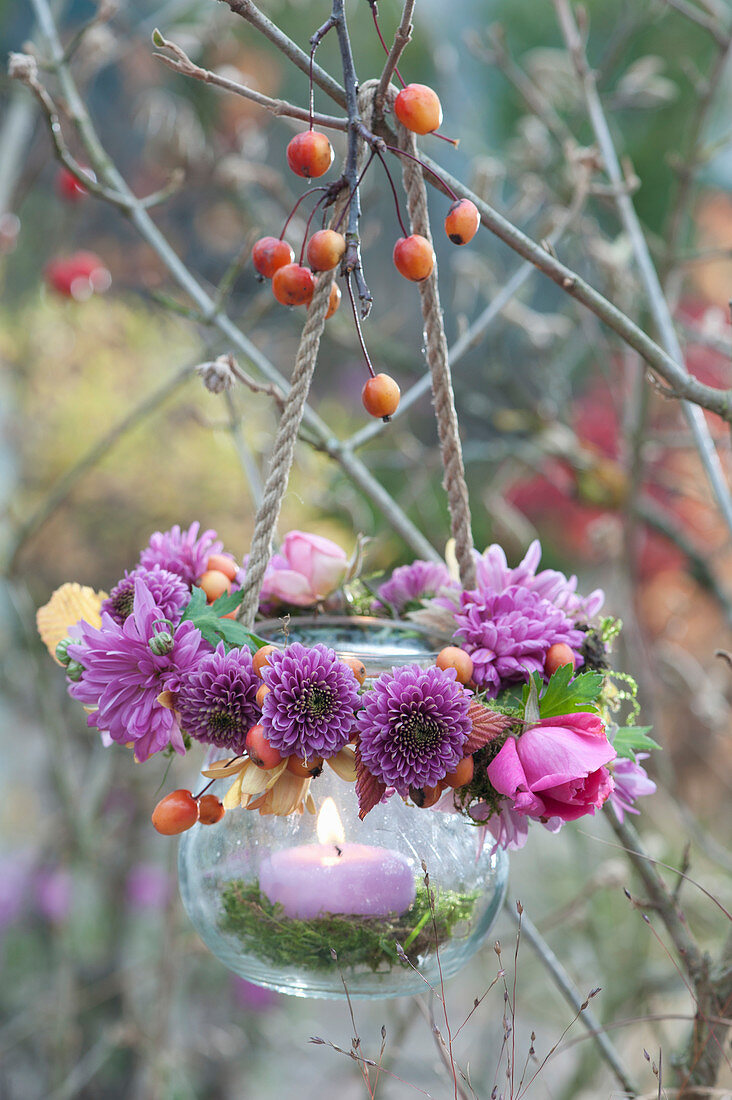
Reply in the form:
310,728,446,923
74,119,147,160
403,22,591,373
151,789,199,834
198,794,225,825
198,569,232,603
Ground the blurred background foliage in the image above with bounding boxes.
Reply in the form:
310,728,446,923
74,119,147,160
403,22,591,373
1,0,731,1097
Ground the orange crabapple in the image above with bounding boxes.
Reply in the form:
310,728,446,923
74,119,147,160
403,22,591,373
272,263,315,307
306,229,346,272
544,643,576,677
325,282,341,319
393,235,435,282
394,83,443,135
444,199,480,245
252,236,294,279
252,644,278,678
435,646,474,685
246,724,284,769
286,130,334,178
362,373,400,419
198,569,232,603
443,755,475,789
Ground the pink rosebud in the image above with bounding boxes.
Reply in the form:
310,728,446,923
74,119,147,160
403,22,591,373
261,531,348,607
487,712,616,824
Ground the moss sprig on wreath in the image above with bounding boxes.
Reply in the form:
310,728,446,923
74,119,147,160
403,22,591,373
219,879,479,972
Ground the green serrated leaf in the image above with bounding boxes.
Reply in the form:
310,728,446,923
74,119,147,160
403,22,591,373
180,586,207,622
210,588,245,616
613,726,660,760
537,667,603,719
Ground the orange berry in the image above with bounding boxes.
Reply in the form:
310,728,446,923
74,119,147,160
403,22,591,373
306,229,346,272
252,236,294,278
252,644,278,678
443,755,474,789
444,199,480,246
286,130,334,178
207,553,238,582
435,646,474,685
255,683,271,707
394,83,443,135
286,754,324,778
342,656,367,685
362,373,400,418
246,724,284,769
151,789,199,835
198,794,225,825
410,782,444,808
544,643,576,677
325,282,341,319
198,569,232,603
272,263,315,306
393,235,435,282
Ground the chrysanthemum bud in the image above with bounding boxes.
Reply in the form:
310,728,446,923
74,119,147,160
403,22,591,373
55,637,73,666
66,660,84,682
149,631,174,656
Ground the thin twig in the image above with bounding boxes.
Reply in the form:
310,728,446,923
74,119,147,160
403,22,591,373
658,0,731,46
23,0,439,563
553,0,732,539
153,31,348,131
506,901,639,1097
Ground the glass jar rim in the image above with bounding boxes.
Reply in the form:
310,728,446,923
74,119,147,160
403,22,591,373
256,614,450,665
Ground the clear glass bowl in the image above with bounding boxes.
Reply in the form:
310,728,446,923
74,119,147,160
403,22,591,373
178,618,509,999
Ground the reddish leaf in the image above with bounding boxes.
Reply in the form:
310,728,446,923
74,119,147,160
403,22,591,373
355,744,387,820
464,702,511,754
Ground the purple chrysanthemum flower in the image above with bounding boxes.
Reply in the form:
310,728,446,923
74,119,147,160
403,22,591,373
608,755,656,822
452,585,585,695
139,521,223,586
474,540,604,621
357,664,471,793
261,643,360,759
374,560,456,614
176,642,260,753
101,565,189,626
67,579,209,761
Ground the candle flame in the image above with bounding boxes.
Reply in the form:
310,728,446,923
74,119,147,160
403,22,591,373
317,797,346,847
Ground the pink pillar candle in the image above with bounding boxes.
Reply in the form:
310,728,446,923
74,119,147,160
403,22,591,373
258,843,416,920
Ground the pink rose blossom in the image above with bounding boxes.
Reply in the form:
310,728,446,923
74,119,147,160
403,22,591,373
260,531,348,607
487,712,616,823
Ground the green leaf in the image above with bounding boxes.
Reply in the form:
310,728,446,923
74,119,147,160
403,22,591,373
534,665,604,719
178,586,262,652
613,726,660,760
180,586,207,622
523,673,542,725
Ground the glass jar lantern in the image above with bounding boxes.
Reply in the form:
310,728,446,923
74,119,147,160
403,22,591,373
178,618,509,999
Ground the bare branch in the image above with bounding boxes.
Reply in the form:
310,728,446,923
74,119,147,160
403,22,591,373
658,0,731,47
375,0,415,112
220,0,347,108
153,30,348,132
